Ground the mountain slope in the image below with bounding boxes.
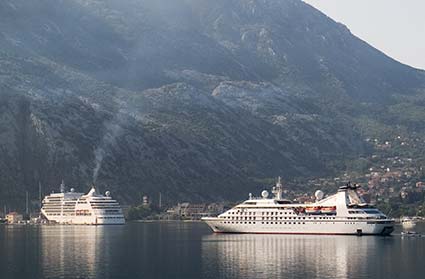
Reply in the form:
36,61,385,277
0,0,424,208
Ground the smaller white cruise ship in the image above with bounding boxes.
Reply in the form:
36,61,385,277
202,178,394,235
41,181,125,225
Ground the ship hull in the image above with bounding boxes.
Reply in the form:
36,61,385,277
41,213,125,225
202,217,394,236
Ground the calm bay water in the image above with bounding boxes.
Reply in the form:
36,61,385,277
0,222,424,279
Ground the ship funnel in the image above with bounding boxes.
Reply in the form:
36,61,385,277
87,186,96,196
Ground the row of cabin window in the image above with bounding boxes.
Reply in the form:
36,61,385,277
229,211,295,215
347,216,380,220
76,212,92,216
348,210,366,214
349,210,380,215
44,211,65,213
46,213,79,216
221,221,356,225
222,221,307,225
224,216,336,220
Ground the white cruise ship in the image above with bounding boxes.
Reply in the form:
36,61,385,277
41,181,125,225
202,178,394,235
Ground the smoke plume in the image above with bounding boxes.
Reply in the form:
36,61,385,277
92,121,123,183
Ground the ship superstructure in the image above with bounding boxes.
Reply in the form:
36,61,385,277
202,178,394,235
41,181,125,225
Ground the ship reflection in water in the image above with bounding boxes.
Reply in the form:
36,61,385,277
40,226,122,278
201,233,417,279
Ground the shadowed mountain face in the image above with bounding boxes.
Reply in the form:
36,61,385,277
0,0,424,206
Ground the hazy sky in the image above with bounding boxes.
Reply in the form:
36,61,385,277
303,0,425,70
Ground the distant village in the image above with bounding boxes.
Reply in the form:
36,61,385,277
292,134,425,217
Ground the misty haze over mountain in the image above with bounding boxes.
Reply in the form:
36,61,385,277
0,0,424,207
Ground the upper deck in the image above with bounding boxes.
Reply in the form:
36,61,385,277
226,180,387,219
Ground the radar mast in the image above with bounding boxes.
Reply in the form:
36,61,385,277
272,176,284,200
60,180,66,193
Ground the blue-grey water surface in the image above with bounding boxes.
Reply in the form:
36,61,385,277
0,222,424,279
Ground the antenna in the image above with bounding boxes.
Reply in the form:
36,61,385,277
39,181,42,208
159,192,162,209
25,191,29,215
60,180,65,193
273,176,284,200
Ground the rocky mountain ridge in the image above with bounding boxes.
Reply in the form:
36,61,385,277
0,0,424,208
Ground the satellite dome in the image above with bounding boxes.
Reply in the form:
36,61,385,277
315,190,324,200
105,191,111,197
70,188,75,193
261,190,269,199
